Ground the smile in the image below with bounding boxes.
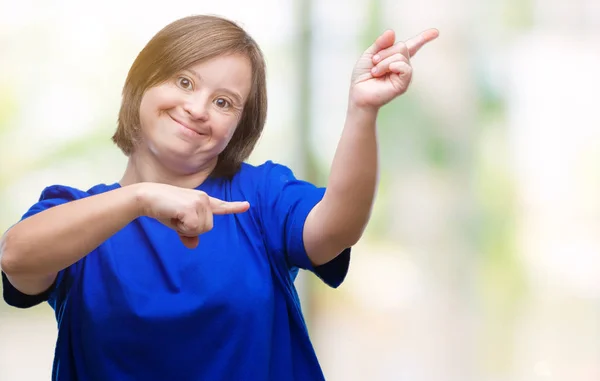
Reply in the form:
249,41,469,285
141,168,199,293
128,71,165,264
170,115,203,136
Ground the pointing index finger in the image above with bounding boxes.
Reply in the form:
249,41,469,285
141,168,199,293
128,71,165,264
209,197,250,215
405,28,439,57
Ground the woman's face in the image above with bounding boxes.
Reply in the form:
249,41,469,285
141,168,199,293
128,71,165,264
137,53,253,174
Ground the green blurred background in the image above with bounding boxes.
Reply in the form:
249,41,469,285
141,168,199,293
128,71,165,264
1,0,599,380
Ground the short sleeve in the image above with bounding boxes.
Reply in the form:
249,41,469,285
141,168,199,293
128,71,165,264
2,271,59,309
2,185,82,308
258,162,350,288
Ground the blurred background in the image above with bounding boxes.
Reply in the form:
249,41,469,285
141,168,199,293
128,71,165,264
1,0,599,380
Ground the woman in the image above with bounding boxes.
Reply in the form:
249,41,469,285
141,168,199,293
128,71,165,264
1,14,438,381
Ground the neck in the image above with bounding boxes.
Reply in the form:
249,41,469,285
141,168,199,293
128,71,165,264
119,149,216,189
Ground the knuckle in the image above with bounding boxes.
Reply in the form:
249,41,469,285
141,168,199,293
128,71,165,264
185,218,199,232
201,210,214,232
192,198,203,209
174,210,185,222
183,205,197,219
397,42,409,55
205,218,214,232
193,193,209,208
379,47,392,58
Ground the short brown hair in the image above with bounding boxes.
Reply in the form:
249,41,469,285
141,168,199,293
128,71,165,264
112,15,268,178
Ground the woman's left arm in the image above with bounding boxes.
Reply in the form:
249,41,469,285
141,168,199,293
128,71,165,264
304,28,439,266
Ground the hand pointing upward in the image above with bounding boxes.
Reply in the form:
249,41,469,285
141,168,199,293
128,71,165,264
350,28,439,110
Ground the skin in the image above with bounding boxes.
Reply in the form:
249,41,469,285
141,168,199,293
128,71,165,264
304,28,440,265
122,53,253,188
0,28,439,295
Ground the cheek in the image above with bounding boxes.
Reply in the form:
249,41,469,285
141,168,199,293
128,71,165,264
224,119,242,145
139,91,175,133
140,87,178,118
138,94,157,131
138,107,156,140
212,121,239,152
226,122,238,140
213,114,240,139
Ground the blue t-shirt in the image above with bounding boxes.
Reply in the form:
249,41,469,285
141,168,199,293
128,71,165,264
1,161,351,381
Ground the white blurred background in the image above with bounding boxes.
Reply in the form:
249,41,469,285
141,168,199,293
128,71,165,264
1,0,599,380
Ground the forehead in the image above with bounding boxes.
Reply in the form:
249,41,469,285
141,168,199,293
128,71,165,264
185,54,253,99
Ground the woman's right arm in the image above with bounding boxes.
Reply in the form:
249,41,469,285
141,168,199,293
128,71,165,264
0,184,144,295
0,182,250,296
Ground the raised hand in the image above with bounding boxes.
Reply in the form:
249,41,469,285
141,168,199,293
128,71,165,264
137,183,250,248
349,28,439,110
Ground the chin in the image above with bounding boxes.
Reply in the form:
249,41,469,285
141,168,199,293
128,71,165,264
158,147,217,174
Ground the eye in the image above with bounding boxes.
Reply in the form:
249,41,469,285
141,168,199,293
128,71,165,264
176,76,193,90
214,98,231,109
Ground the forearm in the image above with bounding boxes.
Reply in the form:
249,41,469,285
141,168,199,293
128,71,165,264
0,184,143,276
318,103,379,244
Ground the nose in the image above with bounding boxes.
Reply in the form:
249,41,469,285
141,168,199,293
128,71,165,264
183,95,209,121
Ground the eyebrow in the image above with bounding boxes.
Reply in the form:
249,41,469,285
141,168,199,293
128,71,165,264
185,69,244,105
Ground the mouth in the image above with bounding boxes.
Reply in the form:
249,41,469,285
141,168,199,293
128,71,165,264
169,115,203,136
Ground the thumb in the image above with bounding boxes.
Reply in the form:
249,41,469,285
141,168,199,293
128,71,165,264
365,29,396,55
179,234,199,249
209,197,250,215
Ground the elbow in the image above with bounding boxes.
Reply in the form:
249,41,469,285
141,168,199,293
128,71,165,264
0,231,22,276
318,196,370,248
317,217,366,252
335,216,368,247
329,225,364,251
340,230,363,249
